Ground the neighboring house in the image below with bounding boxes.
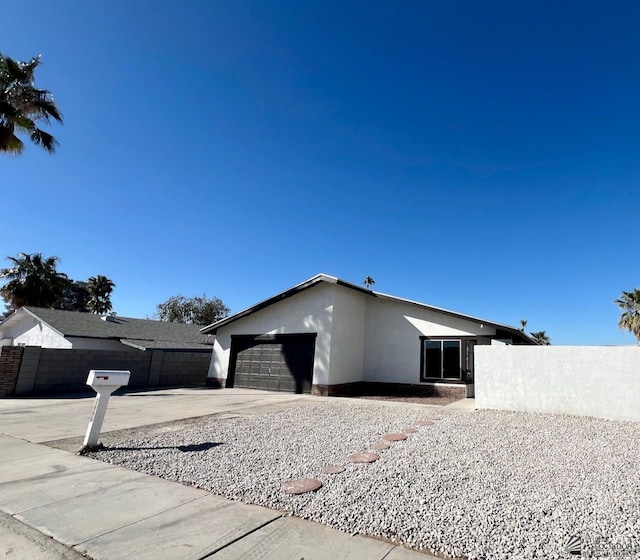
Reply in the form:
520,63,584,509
0,307,213,351
203,274,533,399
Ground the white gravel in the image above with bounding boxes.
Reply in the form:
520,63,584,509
89,401,640,560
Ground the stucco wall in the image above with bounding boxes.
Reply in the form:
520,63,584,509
208,283,335,385
8,319,72,349
0,315,128,350
475,345,640,421
327,287,367,385
363,297,496,384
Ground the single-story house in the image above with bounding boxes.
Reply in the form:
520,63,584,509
202,274,533,399
0,307,213,352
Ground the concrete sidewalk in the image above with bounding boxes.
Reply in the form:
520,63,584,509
0,388,441,559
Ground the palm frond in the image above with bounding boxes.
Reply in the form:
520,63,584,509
30,127,58,153
0,124,23,153
14,114,36,134
0,53,61,155
615,288,640,342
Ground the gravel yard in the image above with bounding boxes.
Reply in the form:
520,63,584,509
89,400,640,560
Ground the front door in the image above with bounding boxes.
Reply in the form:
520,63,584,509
465,340,476,398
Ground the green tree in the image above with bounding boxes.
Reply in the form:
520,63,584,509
155,295,230,325
530,330,551,345
87,275,115,315
363,276,375,289
615,289,640,343
0,53,63,154
0,253,69,309
519,319,528,332
59,280,90,312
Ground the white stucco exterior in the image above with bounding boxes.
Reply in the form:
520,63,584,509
207,277,511,389
0,311,127,350
208,282,335,385
362,296,496,384
475,345,640,421
327,287,367,385
0,315,71,348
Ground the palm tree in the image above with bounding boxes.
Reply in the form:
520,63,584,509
0,53,63,154
519,319,528,332
530,331,551,345
615,289,640,344
363,276,375,289
86,275,116,315
0,253,69,309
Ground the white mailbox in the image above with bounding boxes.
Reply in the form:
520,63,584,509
87,370,130,388
81,369,130,451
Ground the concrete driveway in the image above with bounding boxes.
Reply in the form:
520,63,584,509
0,387,329,443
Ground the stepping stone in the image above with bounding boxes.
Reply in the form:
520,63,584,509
382,433,408,442
370,442,390,451
437,410,450,415
416,420,435,426
348,452,379,463
322,465,345,474
282,478,323,494
403,428,418,434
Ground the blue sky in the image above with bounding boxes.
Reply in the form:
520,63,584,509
3,1,639,345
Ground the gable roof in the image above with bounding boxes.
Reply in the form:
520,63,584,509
201,273,533,344
1,307,212,350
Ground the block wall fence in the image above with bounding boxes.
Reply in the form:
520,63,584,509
0,346,211,396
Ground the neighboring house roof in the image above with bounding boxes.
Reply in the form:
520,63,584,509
201,273,533,344
1,307,213,351
120,339,214,351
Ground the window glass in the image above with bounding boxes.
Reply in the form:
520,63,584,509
442,340,461,378
424,340,441,379
422,339,462,380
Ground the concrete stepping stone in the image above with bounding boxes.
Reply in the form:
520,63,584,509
282,478,323,494
321,465,345,474
403,428,418,434
348,452,379,463
382,433,408,442
416,420,435,426
370,442,390,451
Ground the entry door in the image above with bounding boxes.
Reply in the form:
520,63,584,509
465,340,476,398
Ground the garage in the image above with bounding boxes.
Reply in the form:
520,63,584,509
228,334,316,394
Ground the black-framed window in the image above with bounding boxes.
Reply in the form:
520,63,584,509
421,339,462,381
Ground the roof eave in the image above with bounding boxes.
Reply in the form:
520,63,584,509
370,292,534,344
200,273,532,343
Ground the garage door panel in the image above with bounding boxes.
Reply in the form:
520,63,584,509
230,336,315,394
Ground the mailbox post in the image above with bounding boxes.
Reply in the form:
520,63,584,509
82,370,130,451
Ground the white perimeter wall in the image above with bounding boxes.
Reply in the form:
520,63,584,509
208,282,335,385
363,297,496,384
476,346,640,422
